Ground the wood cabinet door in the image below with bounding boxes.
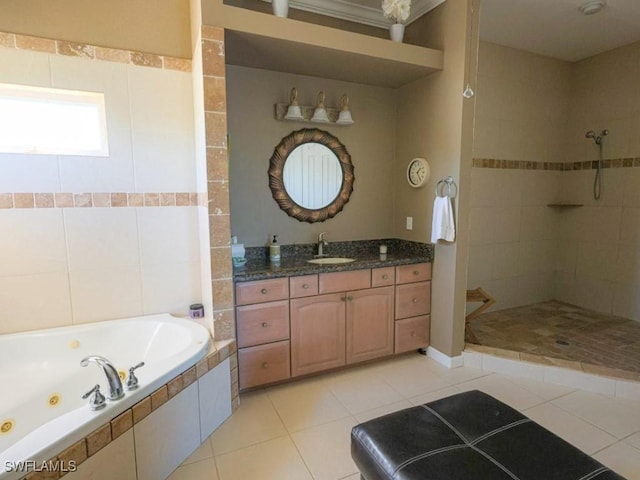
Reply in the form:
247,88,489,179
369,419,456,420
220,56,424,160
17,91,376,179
290,293,346,377
346,286,394,364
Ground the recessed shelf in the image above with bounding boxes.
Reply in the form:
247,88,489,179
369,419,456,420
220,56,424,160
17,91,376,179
206,4,444,87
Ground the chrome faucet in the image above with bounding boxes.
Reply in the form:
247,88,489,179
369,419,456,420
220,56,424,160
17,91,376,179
80,355,124,401
317,232,329,257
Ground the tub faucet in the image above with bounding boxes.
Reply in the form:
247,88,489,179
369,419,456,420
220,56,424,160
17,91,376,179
316,232,329,257
80,355,124,401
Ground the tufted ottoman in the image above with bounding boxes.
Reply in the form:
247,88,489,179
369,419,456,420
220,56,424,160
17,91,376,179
351,390,626,480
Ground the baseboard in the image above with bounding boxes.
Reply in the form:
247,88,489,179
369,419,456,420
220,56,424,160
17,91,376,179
427,346,464,368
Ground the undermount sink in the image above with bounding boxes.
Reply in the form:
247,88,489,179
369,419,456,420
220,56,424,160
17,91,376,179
307,257,356,265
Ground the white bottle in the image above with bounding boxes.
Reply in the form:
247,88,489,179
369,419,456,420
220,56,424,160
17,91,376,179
269,235,281,263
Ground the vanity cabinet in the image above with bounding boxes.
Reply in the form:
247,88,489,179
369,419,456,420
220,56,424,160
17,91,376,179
235,263,431,389
394,263,431,354
235,278,291,390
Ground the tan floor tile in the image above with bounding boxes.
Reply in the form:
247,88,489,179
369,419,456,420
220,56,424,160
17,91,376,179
324,372,404,414
291,417,359,480
457,374,546,411
353,399,413,423
209,391,287,455
182,440,214,465
594,442,640,480
267,378,351,432
216,436,313,480
168,458,218,480
524,402,617,454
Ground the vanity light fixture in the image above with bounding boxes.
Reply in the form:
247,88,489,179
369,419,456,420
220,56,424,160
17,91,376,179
310,91,330,123
275,89,355,125
284,87,304,120
336,94,354,125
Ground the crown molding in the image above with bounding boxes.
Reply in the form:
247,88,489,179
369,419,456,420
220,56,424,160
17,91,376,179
262,0,446,29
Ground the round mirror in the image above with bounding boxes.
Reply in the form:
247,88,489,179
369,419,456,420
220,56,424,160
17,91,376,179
282,143,343,209
268,128,354,223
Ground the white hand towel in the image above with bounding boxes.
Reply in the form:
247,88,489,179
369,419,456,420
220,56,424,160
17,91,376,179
431,196,455,243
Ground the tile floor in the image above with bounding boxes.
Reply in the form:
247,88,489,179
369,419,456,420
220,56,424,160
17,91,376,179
168,352,640,480
467,300,640,380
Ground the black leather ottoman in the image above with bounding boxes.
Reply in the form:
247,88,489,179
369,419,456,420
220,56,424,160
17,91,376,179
351,390,626,480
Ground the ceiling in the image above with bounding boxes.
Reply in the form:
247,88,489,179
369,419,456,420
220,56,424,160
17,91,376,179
288,0,640,61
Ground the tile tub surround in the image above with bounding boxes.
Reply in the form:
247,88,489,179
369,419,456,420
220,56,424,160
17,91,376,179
236,239,434,281
20,341,238,480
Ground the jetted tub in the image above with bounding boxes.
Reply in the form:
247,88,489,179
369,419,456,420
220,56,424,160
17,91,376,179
0,314,211,479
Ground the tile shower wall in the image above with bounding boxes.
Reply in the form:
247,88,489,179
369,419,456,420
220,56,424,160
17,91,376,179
0,38,204,334
469,42,567,310
469,41,640,322
557,41,640,320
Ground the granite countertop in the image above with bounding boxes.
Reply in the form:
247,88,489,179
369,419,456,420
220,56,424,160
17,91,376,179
233,238,434,282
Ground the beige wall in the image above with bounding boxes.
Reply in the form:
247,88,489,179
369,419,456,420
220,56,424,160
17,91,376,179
469,40,640,322
0,0,191,58
226,65,397,247
395,0,476,356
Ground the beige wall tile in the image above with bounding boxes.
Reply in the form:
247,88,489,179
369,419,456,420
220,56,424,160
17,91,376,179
0,193,13,208
15,34,55,53
151,385,169,410
204,112,227,148
132,396,152,423
206,147,229,181
164,56,192,72
95,46,130,63
86,423,112,457
56,41,95,58
130,51,162,68
111,410,133,439
202,39,225,76
203,76,226,112
57,439,88,466
35,193,54,208
14,193,34,208
0,32,15,48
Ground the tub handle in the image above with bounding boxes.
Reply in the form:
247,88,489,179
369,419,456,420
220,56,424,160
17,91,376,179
126,362,146,391
82,384,106,411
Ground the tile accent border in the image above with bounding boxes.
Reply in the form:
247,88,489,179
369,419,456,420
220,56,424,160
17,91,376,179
0,192,208,209
472,157,640,171
22,340,239,480
0,31,191,72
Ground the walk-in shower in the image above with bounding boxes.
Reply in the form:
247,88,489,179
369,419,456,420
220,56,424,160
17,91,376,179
585,129,608,200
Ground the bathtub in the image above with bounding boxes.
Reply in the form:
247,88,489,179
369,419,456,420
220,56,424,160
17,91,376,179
0,313,211,479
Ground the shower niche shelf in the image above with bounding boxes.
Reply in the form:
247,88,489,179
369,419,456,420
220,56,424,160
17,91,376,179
547,203,584,208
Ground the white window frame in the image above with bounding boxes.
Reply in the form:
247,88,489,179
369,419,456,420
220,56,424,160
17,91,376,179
0,83,109,157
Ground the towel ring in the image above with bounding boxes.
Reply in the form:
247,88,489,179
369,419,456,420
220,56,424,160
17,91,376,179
435,176,457,198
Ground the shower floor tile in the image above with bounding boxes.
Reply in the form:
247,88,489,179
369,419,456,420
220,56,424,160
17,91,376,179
466,300,640,381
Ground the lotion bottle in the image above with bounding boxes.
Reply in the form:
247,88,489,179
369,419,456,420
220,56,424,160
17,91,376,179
269,235,281,263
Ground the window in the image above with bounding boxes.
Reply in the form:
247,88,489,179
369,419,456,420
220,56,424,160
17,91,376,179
0,83,109,156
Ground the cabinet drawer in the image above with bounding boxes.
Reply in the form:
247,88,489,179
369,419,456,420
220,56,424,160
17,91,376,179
319,269,370,294
290,274,319,298
235,277,289,306
395,315,430,354
395,263,432,284
238,340,290,390
395,281,431,319
372,267,395,287
236,300,289,348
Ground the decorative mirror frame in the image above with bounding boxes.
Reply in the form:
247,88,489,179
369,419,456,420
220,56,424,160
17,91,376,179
268,128,354,223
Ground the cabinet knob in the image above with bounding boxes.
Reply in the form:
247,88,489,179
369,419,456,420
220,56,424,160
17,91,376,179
340,296,346,302
261,288,268,294
382,274,388,280
347,295,353,301
412,298,418,303
413,270,419,276
262,362,269,369
302,283,309,289
261,322,269,328
411,331,416,337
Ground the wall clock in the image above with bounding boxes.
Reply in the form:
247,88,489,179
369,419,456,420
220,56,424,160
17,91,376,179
406,158,430,188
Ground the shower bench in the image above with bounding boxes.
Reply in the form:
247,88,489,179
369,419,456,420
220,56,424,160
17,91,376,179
351,390,625,480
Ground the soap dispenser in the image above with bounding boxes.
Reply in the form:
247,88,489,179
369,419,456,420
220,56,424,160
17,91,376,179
269,235,281,263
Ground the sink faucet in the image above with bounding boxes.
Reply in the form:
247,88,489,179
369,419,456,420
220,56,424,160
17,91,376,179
80,355,124,401
317,232,329,257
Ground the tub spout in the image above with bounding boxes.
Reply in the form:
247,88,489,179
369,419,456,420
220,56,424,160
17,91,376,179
80,355,124,401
